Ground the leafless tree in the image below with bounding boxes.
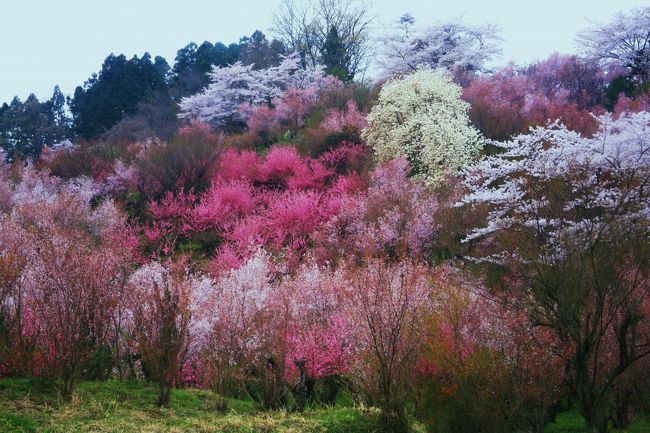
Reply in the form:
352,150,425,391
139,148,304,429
272,0,374,81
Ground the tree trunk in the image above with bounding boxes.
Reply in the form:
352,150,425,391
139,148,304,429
157,382,171,406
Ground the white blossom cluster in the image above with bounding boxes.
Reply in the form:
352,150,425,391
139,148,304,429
178,53,325,128
460,111,650,260
362,68,484,186
576,7,650,78
376,15,502,78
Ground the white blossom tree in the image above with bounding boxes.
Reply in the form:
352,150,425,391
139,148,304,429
376,15,501,78
362,68,484,186
178,54,325,129
459,112,650,433
460,112,650,247
577,7,650,84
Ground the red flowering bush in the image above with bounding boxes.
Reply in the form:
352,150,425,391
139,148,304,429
141,144,365,270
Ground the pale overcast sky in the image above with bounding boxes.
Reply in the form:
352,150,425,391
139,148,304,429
0,0,647,103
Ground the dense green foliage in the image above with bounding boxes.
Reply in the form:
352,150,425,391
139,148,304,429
70,53,169,140
0,86,70,159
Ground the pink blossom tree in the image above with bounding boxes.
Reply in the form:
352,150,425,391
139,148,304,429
128,261,193,406
2,167,133,397
315,157,438,263
345,258,433,428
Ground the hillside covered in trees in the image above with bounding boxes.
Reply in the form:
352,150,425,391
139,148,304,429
1,2,650,433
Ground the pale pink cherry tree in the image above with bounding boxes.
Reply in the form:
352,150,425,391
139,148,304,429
207,249,274,399
282,262,354,406
23,229,129,397
128,261,193,406
376,14,501,77
180,272,217,389
344,258,434,428
179,53,326,129
9,168,133,397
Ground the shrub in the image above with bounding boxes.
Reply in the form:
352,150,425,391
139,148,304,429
129,262,192,406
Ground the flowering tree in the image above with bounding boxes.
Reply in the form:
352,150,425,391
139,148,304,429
319,100,367,134
577,7,650,84
345,258,433,428
414,266,564,433
363,68,483,186
244,85,323,135
377,14,501,77
524,53,607,110
23,230,129,397
142,144,363,270
128,262,193,406
463,64,601,141
178,54,325,129
282,262,353,407
0,167,133,396
0,220,30,377
459,112,650,433
315,157,438,262
133,121,223,198
207,249,273,399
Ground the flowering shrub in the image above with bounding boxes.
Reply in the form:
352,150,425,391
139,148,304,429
0,166,133,396
345,258,433,428
128,261,193,406
463,61,601,140
315,157,438,262
320,100,367,133
459,112,650,432
141,145,364,270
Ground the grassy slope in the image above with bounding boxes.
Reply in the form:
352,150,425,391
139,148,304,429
0,379,386,433
1,379,648,433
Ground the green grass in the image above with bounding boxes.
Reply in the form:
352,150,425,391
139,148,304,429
544,409,650,433
0,378,386,433
1,379,648,433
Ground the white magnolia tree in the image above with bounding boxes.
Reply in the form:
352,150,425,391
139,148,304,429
376,15,501,78
178,54,325,129
362,68,483,186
